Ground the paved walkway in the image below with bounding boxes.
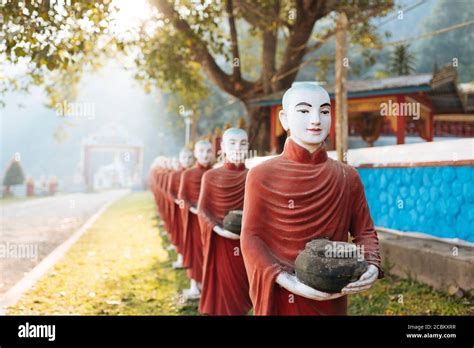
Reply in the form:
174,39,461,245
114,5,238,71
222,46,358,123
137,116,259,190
0,190,127,297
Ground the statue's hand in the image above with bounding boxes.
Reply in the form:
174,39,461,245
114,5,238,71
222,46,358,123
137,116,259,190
341,264,379,295
189,206,198,214
276,271,345,301
212,225,240,240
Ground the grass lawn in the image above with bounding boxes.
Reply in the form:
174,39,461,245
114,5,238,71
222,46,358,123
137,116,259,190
7,192,198,315
7,191,473,315
349,274,473,315
0,196,38,206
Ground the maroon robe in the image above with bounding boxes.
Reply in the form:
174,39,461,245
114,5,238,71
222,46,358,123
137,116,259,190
178,163,211,282
158,169,172,233
241,138,383,315
153,169,166,221
168,168,185,252
198,162,252,315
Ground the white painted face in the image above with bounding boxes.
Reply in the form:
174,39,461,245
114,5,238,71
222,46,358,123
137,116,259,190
163,158,171,170
194,142,213,166
279,85,331,147
221,129,249,164
171,157,180,170
179,149,194,168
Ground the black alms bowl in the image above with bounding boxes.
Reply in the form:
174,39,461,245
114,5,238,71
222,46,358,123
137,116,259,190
223,210,243,235
295,238,368,293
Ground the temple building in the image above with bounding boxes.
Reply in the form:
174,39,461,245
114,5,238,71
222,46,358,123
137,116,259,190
77,124,144,191
250,66,474,153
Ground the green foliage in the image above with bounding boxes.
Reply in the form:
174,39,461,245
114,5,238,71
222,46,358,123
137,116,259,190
1,1,113,69
2,159,25,187
0,196,35,205
235,22,262,80
45,66,82,110
418,0,474,82
388,44,416,76
193,83,245,136
0,0,117,105
133,26,209,107
314,55,333,81
349,274,473,315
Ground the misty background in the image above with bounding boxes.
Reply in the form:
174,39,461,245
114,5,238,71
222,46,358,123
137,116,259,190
1,0,472,193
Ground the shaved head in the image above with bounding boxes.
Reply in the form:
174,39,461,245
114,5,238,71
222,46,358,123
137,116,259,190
282,82,330,111
179,148,192,156
194,140,213,166
195,140,212,147
223,127,247,141
179,148,194,168
279,82,332,151
221,127,248,164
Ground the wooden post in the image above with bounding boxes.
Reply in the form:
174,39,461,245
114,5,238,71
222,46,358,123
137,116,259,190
335,12,348,163
191,106,198,144
396,95,406,145
330,103,336,150
427,110,434,142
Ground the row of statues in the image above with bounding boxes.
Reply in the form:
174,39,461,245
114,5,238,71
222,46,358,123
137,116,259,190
149,83,382,315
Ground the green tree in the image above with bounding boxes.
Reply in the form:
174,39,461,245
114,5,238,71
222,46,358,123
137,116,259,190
2,0,394,151
388,44,416,76
136,0,393,150
0,0,116,105
2,158,25,196
417,0,474,82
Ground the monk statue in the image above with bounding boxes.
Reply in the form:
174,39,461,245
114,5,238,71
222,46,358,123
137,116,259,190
197,128,252,315
241,82,382,315
157,157,172,230
178,140,214,301
149,156,164,218
168,149,194,269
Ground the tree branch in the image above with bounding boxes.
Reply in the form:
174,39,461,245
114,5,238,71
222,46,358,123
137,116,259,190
151,0,253,98
305,4,394,54
273,2,331,90
305,28,337,53
226,0,242,82
274,1,391,90
234,0,291,30
261,0,280,94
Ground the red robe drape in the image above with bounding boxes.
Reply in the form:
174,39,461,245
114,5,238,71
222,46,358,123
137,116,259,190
197,162,252,315
153,169,166,220
159,170,172,233
178,163,211,282
241,138,383,316
168,168,185,252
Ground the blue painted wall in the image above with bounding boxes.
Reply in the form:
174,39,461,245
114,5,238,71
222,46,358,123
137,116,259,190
358,166,474,243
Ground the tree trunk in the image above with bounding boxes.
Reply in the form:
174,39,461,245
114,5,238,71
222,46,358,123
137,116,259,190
335,12,348,163
244,102,270,155
191,107,198,144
